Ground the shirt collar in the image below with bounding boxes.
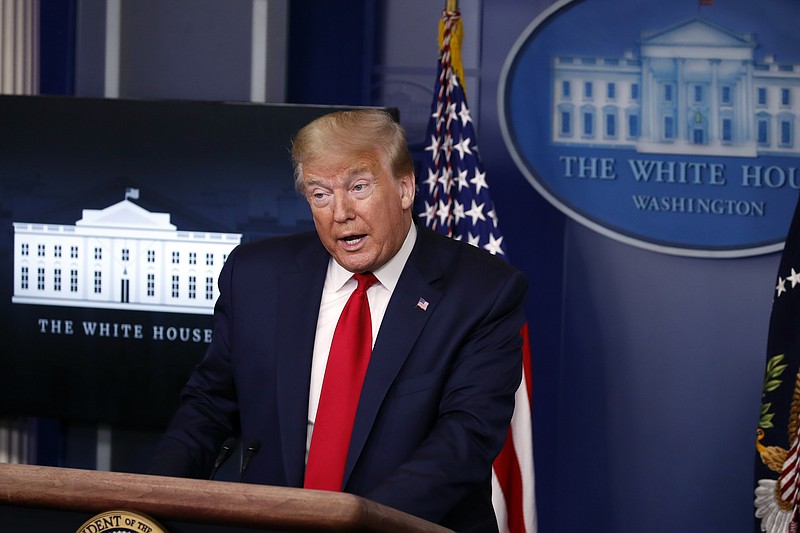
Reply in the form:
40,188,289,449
328,222,417,292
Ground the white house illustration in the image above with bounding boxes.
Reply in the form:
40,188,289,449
12,197,242,315
551,17,800,157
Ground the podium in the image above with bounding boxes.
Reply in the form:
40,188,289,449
0,463,450,532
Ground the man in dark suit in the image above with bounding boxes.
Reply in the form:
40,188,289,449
150,109,527,532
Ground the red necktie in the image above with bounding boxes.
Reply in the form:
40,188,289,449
304,272,378,491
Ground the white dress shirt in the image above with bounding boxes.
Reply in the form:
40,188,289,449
305,223,418,459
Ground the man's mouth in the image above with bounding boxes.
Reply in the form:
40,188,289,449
341,234,366,246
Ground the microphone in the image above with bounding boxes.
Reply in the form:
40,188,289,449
239,439,261,482
209,437,237,480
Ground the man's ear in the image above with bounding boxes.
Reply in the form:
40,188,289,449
400,173,415,210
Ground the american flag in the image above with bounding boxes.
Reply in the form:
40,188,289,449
416,9,536,533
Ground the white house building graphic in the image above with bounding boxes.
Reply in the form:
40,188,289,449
551,17,800,157
12,195,242,315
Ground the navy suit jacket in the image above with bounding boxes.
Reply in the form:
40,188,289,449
150,224,527,532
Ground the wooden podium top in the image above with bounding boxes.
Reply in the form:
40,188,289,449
0,463,451,532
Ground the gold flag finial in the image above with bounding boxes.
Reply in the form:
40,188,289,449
446,0,458,12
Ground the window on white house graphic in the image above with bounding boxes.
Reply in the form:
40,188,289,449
664,115,675,140
605,110,617,138
54,268,61,291
780,117,794,148
20,266,28,289
70,270,78,292
693,85,704,104
721,86,732,105
94,271,102,294
582,106,595,138
147,273,155,297
627,112,640,139
37,267,45,290
206,277,214,300
758,87,767,107
722,117,732,143
757,115,770,146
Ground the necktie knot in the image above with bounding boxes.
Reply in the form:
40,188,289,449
353,272,378,293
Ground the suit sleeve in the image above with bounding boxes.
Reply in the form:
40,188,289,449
148,246,242,478
363,266,527,524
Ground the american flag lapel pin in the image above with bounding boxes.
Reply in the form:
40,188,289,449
416,297,429,311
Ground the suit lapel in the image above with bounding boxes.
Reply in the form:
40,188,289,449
343,227,444,485
275,235,329,487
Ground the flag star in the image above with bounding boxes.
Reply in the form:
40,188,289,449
458,104,472,127
446,102,458,127
431,102,444,122
464,200,486,225
438,166,453,193
442,134,454,157
455,169,470,191
425,133,441,155
436,199,452,227
449,71,460,89
424,167,439,195
777,277,788,297
453,136,473,160
487,209,499,228
466,232,481,247
483,233,505,256
788,268,800,288
452,200,465,224
470,169,489,194
419,201,436,226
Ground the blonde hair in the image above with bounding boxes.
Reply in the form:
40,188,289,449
291,109,414,192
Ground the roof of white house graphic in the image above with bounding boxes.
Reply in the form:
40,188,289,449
76,199,176,230
641,18,755,54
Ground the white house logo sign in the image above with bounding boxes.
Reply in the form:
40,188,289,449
500,0,800,257
12,190,241,315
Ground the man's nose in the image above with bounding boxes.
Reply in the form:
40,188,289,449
331,192,354,222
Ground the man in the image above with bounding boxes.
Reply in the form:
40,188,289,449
149,109,527,531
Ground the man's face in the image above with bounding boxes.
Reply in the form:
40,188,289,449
303,155,414,273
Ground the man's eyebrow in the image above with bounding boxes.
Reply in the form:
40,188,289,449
303,177,329,189
346,166,374,179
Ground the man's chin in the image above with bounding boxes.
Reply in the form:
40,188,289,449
333,253,375,274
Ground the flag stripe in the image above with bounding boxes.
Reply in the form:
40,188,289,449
494,425,525,532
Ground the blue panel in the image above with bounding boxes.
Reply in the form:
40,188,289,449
40,0,77,95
